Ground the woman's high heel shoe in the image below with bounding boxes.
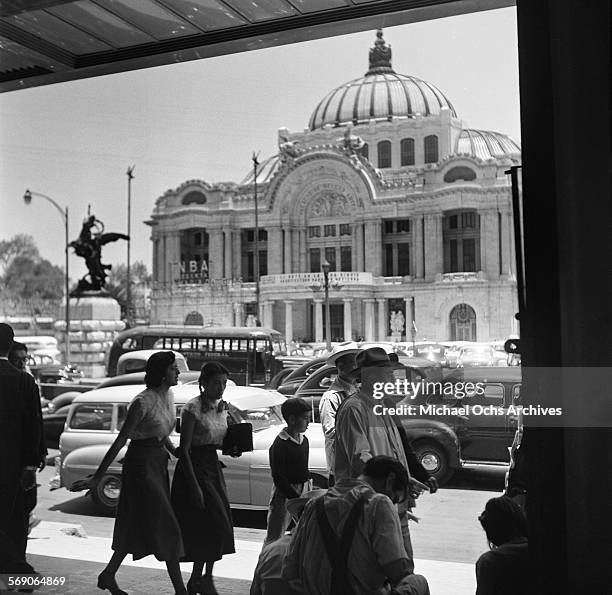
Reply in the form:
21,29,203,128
97,571,128,595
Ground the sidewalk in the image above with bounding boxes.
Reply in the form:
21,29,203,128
19,521,476,594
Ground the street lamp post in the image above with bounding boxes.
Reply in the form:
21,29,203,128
23,190,70,363
252,152,261,326
322,259,332,352
126,165,135,324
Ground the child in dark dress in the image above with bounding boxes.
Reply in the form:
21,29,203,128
265,398,311,544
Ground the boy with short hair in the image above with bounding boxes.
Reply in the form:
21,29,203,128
265,398,311,544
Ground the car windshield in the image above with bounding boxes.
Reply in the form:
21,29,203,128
228,403,284,432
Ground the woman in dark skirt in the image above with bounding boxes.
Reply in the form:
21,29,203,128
71,351,187,595
171,361,239,595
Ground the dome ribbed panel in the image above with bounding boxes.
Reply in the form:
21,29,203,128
309,72,456,130
372,75,390,119
388,77,409,116
455,129,521,160
355,78,372,123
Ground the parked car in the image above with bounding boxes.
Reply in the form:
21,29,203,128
43,404,73,449
292,364,521,485
292,357,443,423
404,366,523,483
277,357,328,396
265,367,294,390
456,343,496,367
52,384,328,513
405,342,449,367
115,349,189,376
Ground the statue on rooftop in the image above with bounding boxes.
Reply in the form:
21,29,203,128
69,214,129,294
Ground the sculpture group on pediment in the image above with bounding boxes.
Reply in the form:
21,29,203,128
308,192,351,218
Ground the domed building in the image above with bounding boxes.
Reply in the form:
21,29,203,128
147,30,520,343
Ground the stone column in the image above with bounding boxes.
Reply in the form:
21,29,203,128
283,229,293,274
314,299,323,342
165,232,181,285
267,227,283,275
292,229,300,273
424,214,443,281
501,210,514,277
413,215,424,279
224,230,233,279
263,301,274,329
299,229,307,272
356,223,365,271
343,299,353,341
284,300,294,344
364,299,375,341
404,297,415,341
364,221,382,275
233,302,244,326
377,298,387,341
351,224,359,271
232,231,242,280
208,230,224,280
480,210,500,279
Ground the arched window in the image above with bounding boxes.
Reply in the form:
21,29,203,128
444,166,476,183
400,138,415,166
377,140,392,168
182,191,207,205
424,135,439,164
449,304,477,341
184,311,204,326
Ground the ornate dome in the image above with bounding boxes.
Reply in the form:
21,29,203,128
309,30,457,131
455,129,521,160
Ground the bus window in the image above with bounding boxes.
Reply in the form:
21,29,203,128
122,337,140,350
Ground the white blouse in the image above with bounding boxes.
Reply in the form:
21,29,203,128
128,388,176,441
181,396,229,447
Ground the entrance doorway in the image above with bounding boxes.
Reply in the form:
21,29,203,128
449,303,477,341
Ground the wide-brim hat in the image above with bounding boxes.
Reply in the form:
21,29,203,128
326,345,361,367
286,488,327,520
348,347,397,379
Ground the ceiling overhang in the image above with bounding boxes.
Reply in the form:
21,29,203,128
0,0,514,94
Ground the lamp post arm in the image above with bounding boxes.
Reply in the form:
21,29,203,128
27,190,67,223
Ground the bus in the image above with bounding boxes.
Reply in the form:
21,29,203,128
107,326,287,385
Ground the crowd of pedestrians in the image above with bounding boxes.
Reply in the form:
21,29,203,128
0,323,529,594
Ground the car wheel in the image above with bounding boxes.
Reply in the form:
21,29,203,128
91,474,121,514
412,440,454,486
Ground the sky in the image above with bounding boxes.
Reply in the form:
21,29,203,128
0,7,520,282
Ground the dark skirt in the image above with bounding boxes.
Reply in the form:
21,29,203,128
171,445,235,562
112,438,184,561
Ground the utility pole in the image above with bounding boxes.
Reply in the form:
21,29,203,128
252,152,260,326
126,165,135,324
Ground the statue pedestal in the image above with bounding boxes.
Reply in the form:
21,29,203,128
55,292,125,377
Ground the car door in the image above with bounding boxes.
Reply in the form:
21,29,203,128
459,382,511,462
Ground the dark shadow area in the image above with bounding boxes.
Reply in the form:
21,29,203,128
48,495,115,518
445,466,506,491
231,508,267,530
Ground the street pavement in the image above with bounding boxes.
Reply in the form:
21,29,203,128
15,457,505,594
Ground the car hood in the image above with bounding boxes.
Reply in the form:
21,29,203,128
253,423,324,451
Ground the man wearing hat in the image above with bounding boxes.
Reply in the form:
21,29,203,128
319,346,360,486
334,347,422,572
282,456,430,595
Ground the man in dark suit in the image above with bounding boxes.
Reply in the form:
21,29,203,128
0,323,44,573
8,341,47,546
